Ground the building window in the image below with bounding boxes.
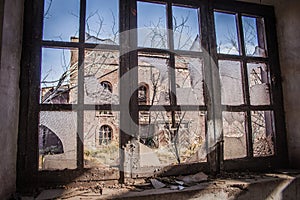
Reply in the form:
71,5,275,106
99,110,113,115
99,125,113,145
100,81,112,93
19,0,286,185
138,83,148,104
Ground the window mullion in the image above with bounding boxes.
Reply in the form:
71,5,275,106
166,3,177,107
236,13,246,57
241,59,254,157
237,13,254,157
119,0,139,182
204,2,223,174
128,0,139,177
166,2,178,134
76,0,87,169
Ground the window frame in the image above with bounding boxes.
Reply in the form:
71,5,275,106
211,1,287,171
17,0,287,188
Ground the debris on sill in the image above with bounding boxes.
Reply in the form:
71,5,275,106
150,179,166,189
20,171,300,199
177,172,208,185
170,185,185,190
148,172,208,190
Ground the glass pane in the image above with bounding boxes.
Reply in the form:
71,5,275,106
175,56,204,105
84,111,120,175
84,49,119,104
39,111,77,170
242,16,267,57
223,112,247,160
86,0,119,44
214,12,240,55
251,111,274,157
138,54,170,105
139,111,206,167
173,6,201,51
41,48,78,104
219,60,244,105
247,63,270,105
43,0,79,41
137,2,168,49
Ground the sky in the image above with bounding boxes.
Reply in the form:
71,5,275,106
137,1,200,50
214,12,239,55
41,0,261,88
214,12,260,55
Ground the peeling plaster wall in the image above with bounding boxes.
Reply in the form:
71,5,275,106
239,0,300,168
0,0,24,199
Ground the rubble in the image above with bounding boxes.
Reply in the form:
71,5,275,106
150,179,166,189
177,172,208,185
170,185,185,190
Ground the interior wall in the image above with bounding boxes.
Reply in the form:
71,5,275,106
239,0,300,168
0,0,24,198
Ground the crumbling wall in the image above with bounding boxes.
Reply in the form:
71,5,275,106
0,0,24,199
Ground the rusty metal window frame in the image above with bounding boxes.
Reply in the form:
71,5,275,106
17,0,287,188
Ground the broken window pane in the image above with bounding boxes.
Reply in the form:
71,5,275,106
242,16,267,57
137,2,168,49
214,12,240,55
39,111,77,170
138,111,206,167
251,111,274,157
40,48,78,104
84,111,119,175
172,6,201,51
175,56,204,105
138,54,170,105
86,0,119,44
84,49,119,105
43,0,79,41
247,63,270,105
223,112,247,160
219,60,244,105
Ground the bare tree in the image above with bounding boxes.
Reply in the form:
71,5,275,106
173,13,193,50
44,0,53,19
138,13,205,164
221,19,258,54
143,17,168,48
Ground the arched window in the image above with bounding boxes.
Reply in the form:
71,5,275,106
138,84,149,104
100,81,112,93
99,125,113,145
